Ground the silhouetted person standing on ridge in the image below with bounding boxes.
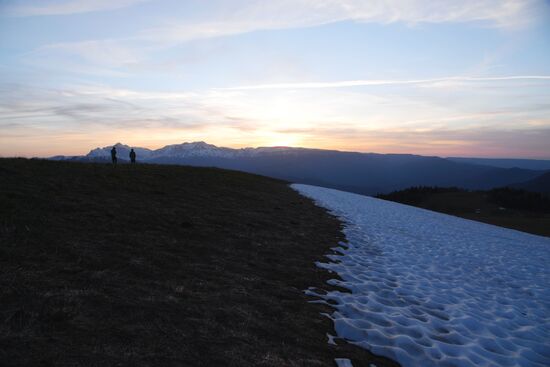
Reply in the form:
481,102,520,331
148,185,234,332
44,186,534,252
111,146,117,164
129,148,136,164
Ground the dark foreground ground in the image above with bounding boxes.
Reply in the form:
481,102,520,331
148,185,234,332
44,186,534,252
378,187,550,237
0,159,398,367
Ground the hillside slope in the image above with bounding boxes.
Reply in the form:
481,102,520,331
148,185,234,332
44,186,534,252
377,187,550,237
0,159,397,367
447,157,550,170
511,171,550,193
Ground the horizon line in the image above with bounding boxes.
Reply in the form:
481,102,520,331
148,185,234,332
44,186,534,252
4,140,549,161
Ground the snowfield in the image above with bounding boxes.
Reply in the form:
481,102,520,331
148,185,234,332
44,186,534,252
292,184,550,367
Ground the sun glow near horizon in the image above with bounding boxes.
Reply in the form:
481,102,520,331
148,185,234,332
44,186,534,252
1,0,550,159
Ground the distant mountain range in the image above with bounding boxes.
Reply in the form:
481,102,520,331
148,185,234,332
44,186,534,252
50,142,549,195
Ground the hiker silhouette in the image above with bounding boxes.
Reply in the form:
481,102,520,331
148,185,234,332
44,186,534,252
111,146,117,164
129,148,136,164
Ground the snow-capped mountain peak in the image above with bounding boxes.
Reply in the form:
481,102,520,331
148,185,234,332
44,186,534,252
84,141,299,160
153,141,236,158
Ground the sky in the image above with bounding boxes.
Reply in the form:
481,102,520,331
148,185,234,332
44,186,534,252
1,0,550,158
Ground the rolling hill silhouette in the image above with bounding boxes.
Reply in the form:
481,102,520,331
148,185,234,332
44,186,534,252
511,171,550,193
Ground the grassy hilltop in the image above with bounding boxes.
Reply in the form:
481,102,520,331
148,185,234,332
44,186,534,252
0,159,397,367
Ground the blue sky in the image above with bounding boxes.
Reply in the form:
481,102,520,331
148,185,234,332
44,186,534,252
1,0,550,158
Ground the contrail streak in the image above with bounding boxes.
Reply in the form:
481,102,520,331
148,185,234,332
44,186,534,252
222,76,550,90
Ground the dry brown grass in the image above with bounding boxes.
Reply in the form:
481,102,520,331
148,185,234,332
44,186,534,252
0,158,398,367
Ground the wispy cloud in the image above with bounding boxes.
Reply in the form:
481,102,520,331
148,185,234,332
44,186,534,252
274,124,550,158
140,0,542,44
1,80,549,157
2,0,541,27
24,40,148,76
1,0,149,17
221,75,550,90
17,0,544,76
2,1,549,158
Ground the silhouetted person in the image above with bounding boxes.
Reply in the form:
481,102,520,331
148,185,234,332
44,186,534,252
129,148,136,164
111,146,117,164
